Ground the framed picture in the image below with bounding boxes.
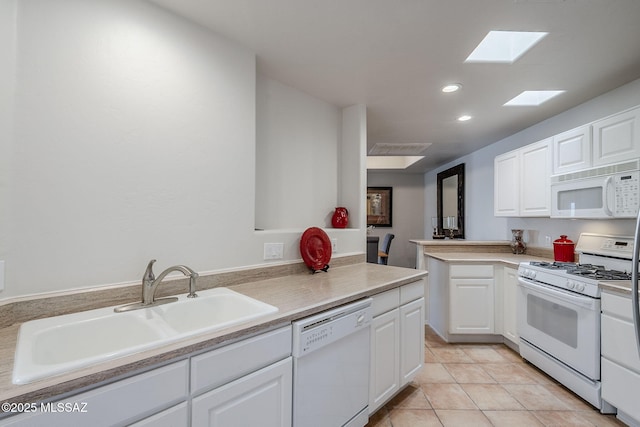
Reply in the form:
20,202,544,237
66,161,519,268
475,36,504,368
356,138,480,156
367,187,392,227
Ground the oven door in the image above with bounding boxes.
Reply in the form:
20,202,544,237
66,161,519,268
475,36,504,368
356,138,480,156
517,277,600,380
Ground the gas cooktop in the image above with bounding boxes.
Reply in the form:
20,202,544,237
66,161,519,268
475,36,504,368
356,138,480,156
528,261,632,281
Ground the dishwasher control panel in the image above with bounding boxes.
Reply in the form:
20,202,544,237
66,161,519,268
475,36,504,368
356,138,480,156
292,298,372,357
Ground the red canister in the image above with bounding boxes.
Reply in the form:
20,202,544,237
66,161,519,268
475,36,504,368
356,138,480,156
553,235,575,262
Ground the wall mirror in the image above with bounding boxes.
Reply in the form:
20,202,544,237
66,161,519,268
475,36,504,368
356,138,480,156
436,163,465,238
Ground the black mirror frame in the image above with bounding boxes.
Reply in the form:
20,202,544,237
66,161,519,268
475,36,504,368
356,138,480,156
436,163,465,239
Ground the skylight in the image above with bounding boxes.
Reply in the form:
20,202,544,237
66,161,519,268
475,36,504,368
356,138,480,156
504,90,565,106
366,156,424,170
465,30,548,63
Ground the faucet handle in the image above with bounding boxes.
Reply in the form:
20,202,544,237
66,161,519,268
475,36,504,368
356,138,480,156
143,259,157,283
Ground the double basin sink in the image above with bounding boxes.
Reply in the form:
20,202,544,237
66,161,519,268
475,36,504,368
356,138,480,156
13,288,278,385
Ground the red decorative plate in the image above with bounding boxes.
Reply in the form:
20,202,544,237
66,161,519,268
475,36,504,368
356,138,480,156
300,227,332,272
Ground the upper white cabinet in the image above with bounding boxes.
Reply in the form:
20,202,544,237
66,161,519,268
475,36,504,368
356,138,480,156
494,151,519,216
520,139,552,216
593,107,640,167
552,125,591,174
494,138,551,217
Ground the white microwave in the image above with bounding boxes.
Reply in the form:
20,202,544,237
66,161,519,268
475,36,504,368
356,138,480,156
550,160,640,218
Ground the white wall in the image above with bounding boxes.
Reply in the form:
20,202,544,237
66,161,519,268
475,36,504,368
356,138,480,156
367,172,425,268
1,0,366,300
255,76,339,230
425,78,640,247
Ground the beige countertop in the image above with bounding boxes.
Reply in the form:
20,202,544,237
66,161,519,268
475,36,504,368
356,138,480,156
410,239,511,246
600,280,637,296
425,251,551,267
0,263,427,406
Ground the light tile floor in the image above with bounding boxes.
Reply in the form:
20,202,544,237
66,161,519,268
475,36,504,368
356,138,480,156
366,327,626,427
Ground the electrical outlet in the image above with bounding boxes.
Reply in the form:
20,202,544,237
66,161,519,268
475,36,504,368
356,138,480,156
263,243,284,260
545,236,551,247
0,260,4,292
331,238,338,253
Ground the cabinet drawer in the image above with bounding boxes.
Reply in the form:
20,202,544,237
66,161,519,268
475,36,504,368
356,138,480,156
602,357,640,422
372,288,400,317
450,264,493,278
191,326,292,395
4,361,189,427
602,291,633,321
400,281,424,305
601,312,640,372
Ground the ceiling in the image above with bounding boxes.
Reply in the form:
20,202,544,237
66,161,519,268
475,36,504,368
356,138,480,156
149,0,640,173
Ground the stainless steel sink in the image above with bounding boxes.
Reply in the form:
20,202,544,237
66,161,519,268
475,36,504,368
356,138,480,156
13,288,278,384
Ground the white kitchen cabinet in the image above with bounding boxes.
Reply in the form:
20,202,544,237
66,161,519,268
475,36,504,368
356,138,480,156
129,403,188,427
192,357,292,427
369,282,424,415
190,326,292,427
369,296,400,413
520,138,551,216
449,264,494,334
494,138,551,217
494,150,519,216
502,266,519,346
400,297,425,384
4,361,189,427
552,125,592,174
601,290,640,426
593,107,640,167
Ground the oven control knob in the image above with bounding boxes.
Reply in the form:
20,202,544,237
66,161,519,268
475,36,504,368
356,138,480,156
530,271,536,279
576,283,585,292
567,280,575,289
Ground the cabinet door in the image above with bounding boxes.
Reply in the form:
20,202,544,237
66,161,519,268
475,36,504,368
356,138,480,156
502,267,519,345
520,138,551,216
593,107,640,167
129,402,188,427
552,125,591,174
192,357,292,427
494,150,520,216
400,298,425,386
369,308,400,414
449,278,494,334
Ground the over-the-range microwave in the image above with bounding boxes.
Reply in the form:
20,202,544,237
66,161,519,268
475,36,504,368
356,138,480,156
550,159,640,218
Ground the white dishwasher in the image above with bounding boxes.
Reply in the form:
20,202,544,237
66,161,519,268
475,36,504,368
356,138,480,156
292,298,372,427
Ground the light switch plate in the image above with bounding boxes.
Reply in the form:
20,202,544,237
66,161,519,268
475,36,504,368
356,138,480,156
264,243,284,260
331,238,337,253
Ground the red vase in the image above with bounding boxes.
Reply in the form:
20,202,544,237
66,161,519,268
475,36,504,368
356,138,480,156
331,207,349,228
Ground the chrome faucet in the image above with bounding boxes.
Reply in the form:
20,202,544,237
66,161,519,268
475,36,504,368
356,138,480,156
142,259,199,304
115,259,199,313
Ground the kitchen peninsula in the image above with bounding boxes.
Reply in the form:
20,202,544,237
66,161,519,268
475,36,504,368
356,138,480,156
411,239,552,348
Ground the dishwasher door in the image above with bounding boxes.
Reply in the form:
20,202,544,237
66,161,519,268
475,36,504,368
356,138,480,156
292,298,372,427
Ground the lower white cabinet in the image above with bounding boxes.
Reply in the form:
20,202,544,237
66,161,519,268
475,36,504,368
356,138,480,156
449,264,494,334
601,290,640,426
130,403,189,427
4,360,189,427
192,358,292,427
369,281,425,414
502,266,519,345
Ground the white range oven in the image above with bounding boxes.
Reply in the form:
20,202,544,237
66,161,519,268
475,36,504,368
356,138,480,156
517,233,633,413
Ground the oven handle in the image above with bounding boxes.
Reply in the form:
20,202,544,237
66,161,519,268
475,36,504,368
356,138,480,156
518,277,597,310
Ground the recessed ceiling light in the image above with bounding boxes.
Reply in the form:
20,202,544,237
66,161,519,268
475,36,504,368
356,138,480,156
457,115,472,122
442,83,462,93
465,30,548,63
504,90,565,106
